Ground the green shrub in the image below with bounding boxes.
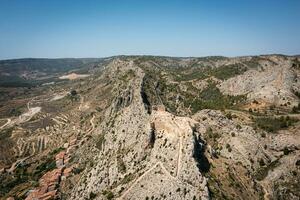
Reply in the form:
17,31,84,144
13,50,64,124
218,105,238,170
105,191,114,200
292,102,300,113
70,90,77,96
283,147,291,155
258,158,265,166
226,113,232,119
117,157,126,173
89,192,97,199
236,124,242,130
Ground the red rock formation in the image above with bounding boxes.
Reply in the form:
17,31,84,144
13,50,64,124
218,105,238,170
25,167,62,200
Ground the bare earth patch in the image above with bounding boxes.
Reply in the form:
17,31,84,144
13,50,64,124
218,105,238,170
59,73,89,80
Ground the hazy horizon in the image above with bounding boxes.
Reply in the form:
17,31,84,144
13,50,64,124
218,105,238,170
0,0,299,59
1,53,300,61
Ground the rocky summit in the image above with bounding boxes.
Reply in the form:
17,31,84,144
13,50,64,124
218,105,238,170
0,55,300,200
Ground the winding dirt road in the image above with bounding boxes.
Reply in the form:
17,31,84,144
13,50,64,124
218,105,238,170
1,92,67,130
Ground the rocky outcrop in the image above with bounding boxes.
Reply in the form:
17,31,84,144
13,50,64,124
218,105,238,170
25,168,62,200
219,56,300,109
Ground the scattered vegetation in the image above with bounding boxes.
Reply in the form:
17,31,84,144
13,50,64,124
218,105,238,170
120,173,135,185
70,89,77,96
292,102,300,113
254,116,298,132
184,82,246,114
89,191,97,199
169,64,247,81
33,157,56,179
283,147,292,155
225,144,232,152
141,62,247,114
95,134,105,150
102,190,114,200
0,154,56,197
254,160,280,181
292,58,300,69
50,147,65,156
9,105,26,117
119,69,136,82
117,156,126,173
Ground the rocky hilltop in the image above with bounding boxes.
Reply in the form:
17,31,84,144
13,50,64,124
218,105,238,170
0,55,300,200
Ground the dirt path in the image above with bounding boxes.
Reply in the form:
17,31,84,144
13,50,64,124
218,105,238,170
78,95,84,111
18,107,41,123
225,109,253,124
0,107,41,129
70,114,96,197
51,92,67,101
118,161,176,199
118,161,178,199
119,113,185,199
159,162,177,180
7,156,31,172
173,121,183,177
260,181,271,200
118,163,160,199
0,118,11,130
1,93,56,130
87,115,96,134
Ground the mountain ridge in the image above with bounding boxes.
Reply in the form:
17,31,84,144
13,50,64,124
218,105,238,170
0,54,299,200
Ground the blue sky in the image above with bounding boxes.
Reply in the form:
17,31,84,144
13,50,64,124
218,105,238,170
0,0,299,59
